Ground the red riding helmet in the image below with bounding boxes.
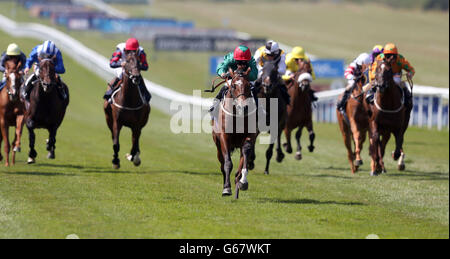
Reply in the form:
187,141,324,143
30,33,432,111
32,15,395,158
233,45,252,61
125,38,140,51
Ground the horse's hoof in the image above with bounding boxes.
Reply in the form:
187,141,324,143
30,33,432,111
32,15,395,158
276,152,285,163
370,171,379,176
392,151,401,161
398,164,405,171
47,152,55,159
264,170,269,175
283,143,292,154
295,152,302,161
382,169,388,174
222,188,232,197
308,145,315,153
238,181,249,191
248,161,255,171
13,147,21,153
27,157,35,164
354,160,363,166
113,163,120,170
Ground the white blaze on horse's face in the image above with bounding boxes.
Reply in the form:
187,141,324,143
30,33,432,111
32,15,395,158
9,73,16,95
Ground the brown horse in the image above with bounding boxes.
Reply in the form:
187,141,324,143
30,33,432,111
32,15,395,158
25,58,69,164
0,60,25,166
336,73,369,174
256,61,287,175
104,51,150,169
212,67,258,199
283,69,315,161
364,60,411,176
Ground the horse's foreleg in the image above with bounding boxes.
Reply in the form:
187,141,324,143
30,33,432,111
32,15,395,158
46,127,57,159
0,122,10,167
378,131,390,174
338,113,356,174
369,124,379,176
236,140,252,199
306,121,315,153
127,127,142,166
27,126,37,164
264,143,274,175
350,121,364,169
283,127,293,154
112,122,122,169
295,126,303,160
221,136,233,196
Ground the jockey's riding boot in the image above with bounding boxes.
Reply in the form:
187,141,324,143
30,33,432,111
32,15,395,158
22,74,37,101
365,87,375,104
309,89,318,102
403,87,413,109
337,89,351,111
139,82,152,104
104,77,120,101
209,86,227,113
251,84,259,107
279,84,290,105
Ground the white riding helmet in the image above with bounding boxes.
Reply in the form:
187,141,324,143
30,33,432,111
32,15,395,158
265,40,280,55
355,53,371,66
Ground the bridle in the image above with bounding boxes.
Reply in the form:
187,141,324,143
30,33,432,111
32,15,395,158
373,61,404,113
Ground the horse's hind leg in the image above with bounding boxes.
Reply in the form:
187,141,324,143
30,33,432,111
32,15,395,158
276,128,285,163
339,119,356,174
294,126,303,160
126,127,142,166
351,123,365,170
378,132,391,174
306,121,315,153
0,123,10,167
27,126,37,164
392,130,406,171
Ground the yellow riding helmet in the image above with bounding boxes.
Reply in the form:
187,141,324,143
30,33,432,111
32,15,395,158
291,46,306,59
6,43,21,56
383,43,398,55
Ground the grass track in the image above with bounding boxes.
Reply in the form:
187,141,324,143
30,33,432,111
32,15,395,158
0,31,448,238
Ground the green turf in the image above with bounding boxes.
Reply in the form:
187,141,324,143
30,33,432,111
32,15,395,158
0,31,448,238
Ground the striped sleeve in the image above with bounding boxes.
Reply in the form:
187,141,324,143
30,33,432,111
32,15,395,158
110,49,122,68
344,62,356,80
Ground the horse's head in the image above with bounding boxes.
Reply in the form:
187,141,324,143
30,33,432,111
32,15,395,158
297,72,313,92
260,61,279,95
124,50,141,86
228,67,252,116
374,60,394,93
4,59,23,101
38,57,56,93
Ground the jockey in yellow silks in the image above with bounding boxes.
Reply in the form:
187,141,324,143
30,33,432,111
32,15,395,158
366,43,415,107
282,46,318,102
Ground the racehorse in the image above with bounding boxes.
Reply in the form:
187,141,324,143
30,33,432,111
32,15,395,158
25,58,69,164
212,67,258,199
364,60,411,176
256,61,287,175
283,67,316,161
336,71,369,174
104,51,150,169
0,60,25,166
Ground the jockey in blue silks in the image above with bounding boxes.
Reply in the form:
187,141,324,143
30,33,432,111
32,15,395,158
22,40,67,100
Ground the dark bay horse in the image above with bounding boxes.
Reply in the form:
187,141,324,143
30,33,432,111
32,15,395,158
256,61,287,175
336,73,369,174
25,58,69,164
0,60,25,166
283,69,315,161
212,67,258,199
104,51,150,169
364,60,411,176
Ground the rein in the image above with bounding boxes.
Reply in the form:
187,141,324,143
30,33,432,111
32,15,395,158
219,74,257,118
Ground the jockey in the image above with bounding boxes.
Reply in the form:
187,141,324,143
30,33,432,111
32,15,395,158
0,43,26,91
336,52,371,111
282,46,318,102
22,40,66,100
254,40,290,104
366,43,415,107
104,38,151,104
370,45,384,64
209,45,258,112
